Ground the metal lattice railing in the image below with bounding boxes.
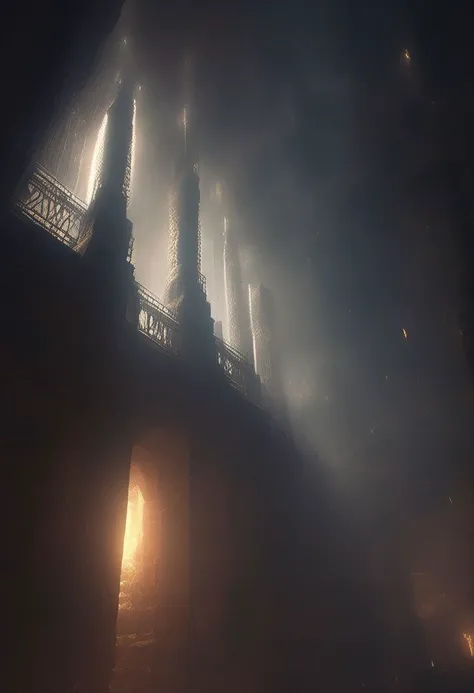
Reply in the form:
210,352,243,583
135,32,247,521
14,163,87,247
137,283,260,400
13,163,134,260
215,337,260,400
13,164,262,404
136,283,181,355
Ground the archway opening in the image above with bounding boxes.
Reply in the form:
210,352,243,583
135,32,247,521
112,435,189,693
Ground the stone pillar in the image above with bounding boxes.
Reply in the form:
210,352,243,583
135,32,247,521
150,433,191,693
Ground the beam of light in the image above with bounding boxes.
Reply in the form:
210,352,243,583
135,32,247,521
249,285,258,371
402,327,408,341
130,98,137,196
183,107,188,156
463,632,474,657
86,112,108,205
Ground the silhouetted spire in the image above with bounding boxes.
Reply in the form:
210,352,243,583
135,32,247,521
163,55,215,362
165,55,203,309
87,73,135,212
78,68,136,264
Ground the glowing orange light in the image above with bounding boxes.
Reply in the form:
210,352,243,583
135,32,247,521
403,48,412,65
121,483,144,569
463,632,474,657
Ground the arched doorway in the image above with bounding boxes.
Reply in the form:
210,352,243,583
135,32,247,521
119,469,146,610
111,430,191,693
112,462,158,693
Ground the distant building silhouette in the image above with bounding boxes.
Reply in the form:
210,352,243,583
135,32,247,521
249,283,284,405
223,217,253,361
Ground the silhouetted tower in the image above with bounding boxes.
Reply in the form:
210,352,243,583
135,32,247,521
164,106,215,362
80,75,135,255
249,284,284,404
77,72,137,325
223,217,253,361
165,110,201,302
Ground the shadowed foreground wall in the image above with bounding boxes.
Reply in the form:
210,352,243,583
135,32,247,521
2,209,419,693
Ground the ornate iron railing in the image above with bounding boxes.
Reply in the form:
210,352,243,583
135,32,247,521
13,164,263,406
136,283,181,355
137,284,260,401
13,163,134,260
14,163,87,247
215,337,260,401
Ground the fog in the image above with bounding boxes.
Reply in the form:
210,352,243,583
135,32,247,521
38,0,474,669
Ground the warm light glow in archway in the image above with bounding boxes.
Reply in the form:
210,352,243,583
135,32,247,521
121,482,144,568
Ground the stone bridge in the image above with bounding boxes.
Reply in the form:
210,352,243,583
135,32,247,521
4,163,323,693
14,162,262,406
